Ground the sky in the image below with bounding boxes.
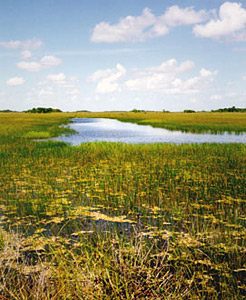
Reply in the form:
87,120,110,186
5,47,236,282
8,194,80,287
0,0,246,112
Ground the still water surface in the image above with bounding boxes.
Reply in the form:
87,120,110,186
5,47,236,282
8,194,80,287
52,118,246,145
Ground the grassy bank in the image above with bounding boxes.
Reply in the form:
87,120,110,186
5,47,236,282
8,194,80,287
0,113,245,299
73,111,246,133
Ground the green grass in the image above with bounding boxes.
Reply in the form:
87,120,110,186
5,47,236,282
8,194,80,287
72,111,246,133
0,112,245,299
24,131,52,139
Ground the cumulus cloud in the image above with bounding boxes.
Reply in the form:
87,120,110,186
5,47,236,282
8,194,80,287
0,38,42,49
88,64,126,93
44,73,80,91
17,61,42,72
6,77,25,86
40,56,62,67
146,59,195,74
89,59,217,95
193,2,246,41
91,6,208,43
28,74,81,108
37,73,81,100
37,88,54,97
21,50,32,60
91,8,155,43
181,68,217,93
126,64,216,94
27,72,81,108
125,59,198,93
47,73,66,82
17,55,62,72
160,5,208,27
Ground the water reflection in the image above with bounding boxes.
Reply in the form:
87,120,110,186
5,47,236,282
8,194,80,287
52,118,246,145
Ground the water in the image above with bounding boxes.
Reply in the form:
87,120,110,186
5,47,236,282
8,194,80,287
52,118,246,145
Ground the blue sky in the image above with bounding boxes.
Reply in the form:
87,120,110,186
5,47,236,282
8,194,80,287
0,0,246,111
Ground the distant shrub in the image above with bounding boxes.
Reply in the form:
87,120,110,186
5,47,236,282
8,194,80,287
0,109,15,113
211,106,246,112
25,107,62,113
183,109,196,113
131,109,146,113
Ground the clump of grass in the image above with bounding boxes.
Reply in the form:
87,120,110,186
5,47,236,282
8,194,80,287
24,131,52,139
0,230,191,299
0,228,6,250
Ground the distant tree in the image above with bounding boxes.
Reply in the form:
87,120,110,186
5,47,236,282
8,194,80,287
211,106,246,112
162,109,170,113
183,109,196,113
25,107,62,113
0,109,15,113
131,109,146,113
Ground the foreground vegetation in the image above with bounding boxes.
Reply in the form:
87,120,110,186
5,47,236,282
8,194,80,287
0,112,245,299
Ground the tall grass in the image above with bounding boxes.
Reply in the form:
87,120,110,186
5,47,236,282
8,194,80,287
73,111,246,133
0,112,245,299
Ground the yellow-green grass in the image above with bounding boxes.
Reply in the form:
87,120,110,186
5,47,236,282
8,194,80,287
24,131,52,139
0,112,245,299
1,111,246,136
0,112,74,138
72,111,246,133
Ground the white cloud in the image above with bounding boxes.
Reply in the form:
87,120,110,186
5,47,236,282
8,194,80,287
40,56,62,67
21,50,32,60
38,73,81,102
160,5,208,27
125,61,216,94
47,73,66,82
88,64,126,93
147,59,195,74
211,94,222,100
181,68,217,93
65,89,80,96
91,6,208,43
193,2,246,41
17,55,62,72
91,8,155,43
38,88,54,97
6,77,25,86
44,73,80,91
89,59,217,95
0,38,42,49
242,75,246,81
17,61,42,72
27,73,81,108
152,5,208,37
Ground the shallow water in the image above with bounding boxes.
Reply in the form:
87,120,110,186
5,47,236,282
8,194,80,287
52,118,246,145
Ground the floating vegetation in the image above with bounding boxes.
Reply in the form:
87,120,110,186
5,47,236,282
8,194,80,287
0,112,245,299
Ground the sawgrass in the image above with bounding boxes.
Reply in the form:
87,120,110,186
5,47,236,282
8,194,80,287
0,112,245,299
73,111,246,133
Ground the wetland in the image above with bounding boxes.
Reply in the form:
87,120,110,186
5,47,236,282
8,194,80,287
0,112,245,299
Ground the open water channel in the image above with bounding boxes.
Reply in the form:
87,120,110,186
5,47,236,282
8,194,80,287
52,118,246,144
